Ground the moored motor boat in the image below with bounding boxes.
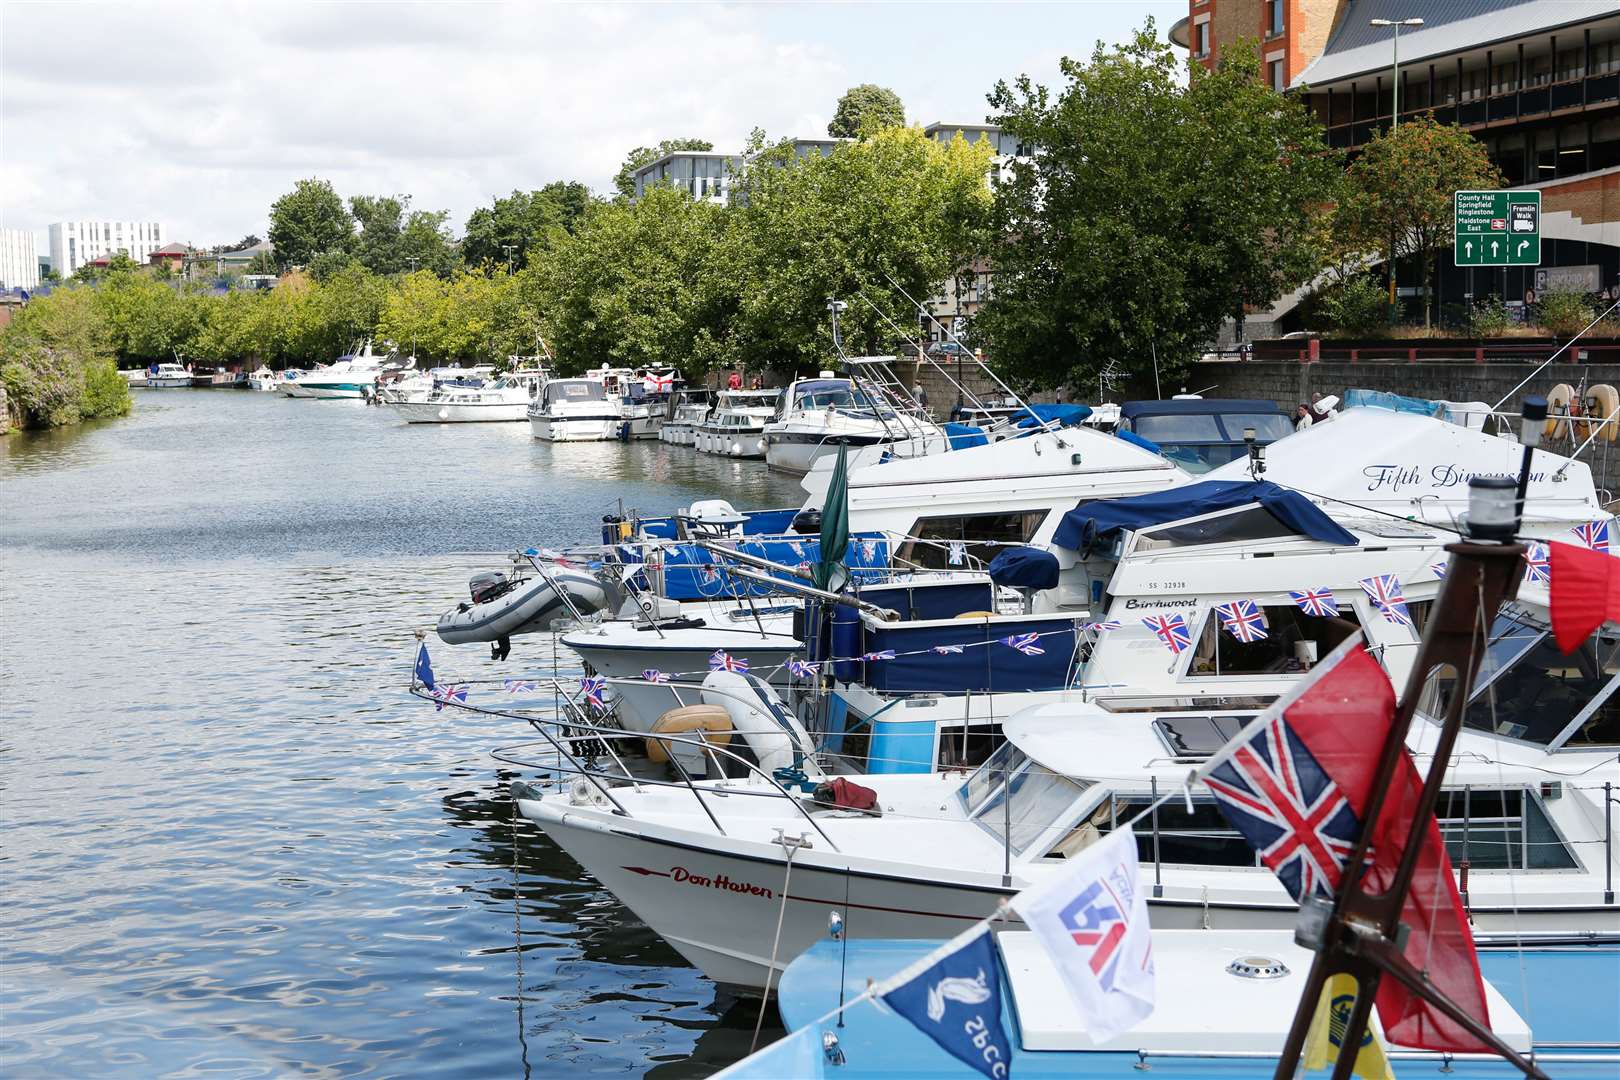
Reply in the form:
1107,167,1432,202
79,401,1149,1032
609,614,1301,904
248,366,279,391
393,378,532,423
436,567,608,649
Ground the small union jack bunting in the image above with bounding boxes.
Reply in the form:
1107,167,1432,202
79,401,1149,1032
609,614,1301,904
1215,600,1269,643
932,643,966,654
1572,520,1611,553
1143,613,1191,654
1289,587,1339,618
790,540,807,558
579,676,607,708
1084,620,1122,633
1430,560,1448,579
948,540,967,566
860,539,879,561
861,649,897,662
709,650,748,673
1523,542,1551,586
433,685,469,711
786,659,821,678
1358,574,1412,626
503,679,538,694
700,564,721,583
1001,632,1046,656
640,669,671,683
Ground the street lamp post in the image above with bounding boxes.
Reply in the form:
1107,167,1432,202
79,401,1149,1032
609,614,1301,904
1370,16,1425,318
502,244,516,275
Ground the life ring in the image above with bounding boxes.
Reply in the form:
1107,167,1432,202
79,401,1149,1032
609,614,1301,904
1589,385,1620,443
1546,383,1574,439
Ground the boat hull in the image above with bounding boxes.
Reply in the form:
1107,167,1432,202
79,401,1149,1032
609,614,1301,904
396,400,529,423
695,428,768,458
141,377,193,389
530,415,620,441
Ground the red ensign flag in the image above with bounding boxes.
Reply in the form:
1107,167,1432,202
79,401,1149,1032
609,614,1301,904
1548,540,1620,652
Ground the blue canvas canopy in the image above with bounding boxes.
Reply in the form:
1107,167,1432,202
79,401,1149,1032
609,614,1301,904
1052,479,1358,552
1014,403,1092,428
943,421,989,449
987,546,1060,591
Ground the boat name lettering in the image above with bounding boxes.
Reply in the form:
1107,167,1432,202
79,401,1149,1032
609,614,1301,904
1362,464,1544,494
670,866,775,899
1123,597,1197,609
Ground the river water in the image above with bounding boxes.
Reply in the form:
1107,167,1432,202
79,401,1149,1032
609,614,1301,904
0,390,806,1078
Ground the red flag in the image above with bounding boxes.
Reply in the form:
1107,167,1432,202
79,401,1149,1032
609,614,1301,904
1215,641,1493,1052
1549,539,1620,652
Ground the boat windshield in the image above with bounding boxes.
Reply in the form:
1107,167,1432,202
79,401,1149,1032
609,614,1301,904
959,741,1092,856
792,380,857,410
1424,607,1620,748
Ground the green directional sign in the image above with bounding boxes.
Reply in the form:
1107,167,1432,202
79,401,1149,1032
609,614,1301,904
1454,190,1540,266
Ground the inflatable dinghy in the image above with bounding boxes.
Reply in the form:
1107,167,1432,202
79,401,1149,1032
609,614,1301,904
700,671,819,775
437,568,607,648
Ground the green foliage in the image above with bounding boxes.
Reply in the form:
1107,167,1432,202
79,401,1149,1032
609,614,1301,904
0,286,129,429
463,183,594,271
40,266,62,283
613,139,714,200
229,234,262,251
246,250,279,275
722,125,994,370
827,84,905,138
1470,295,1512,336
349,194,409,275
1333,115,1503,325
73,251,140,284
376,270,536,362
981,27,1339,389
1536,287,1594,337
268,178,354,270
1317,277,1389,337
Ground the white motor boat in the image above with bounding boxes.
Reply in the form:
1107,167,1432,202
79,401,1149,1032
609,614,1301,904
661,389,714,446
247,367,279,392
393,378,533,423
695,390,777,458
529,377,622,441
283,339,398,399
142,362,192,388
764,372,947,475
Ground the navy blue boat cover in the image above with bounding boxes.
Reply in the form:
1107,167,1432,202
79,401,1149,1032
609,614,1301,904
1051,479,1358,551
1014,403,1092,428
987,546,1060,590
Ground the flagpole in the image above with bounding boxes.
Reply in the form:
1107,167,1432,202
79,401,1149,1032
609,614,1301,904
1272,467,1547,1080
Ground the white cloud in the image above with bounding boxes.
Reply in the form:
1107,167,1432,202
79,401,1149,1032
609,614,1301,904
2,0,1179,248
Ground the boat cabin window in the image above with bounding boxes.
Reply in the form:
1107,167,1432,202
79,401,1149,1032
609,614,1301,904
1084,794,1258,866
1134,506,1302,551
1426,610,1620,748
1187,604,1363,677
789,380,857,411
897,510,1048,570
1434,787,1577,870
960,742,1092,856
546,381,605,405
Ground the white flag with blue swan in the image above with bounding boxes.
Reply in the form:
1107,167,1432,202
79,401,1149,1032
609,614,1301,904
877,924,1012,1079
1009,827,1154,1043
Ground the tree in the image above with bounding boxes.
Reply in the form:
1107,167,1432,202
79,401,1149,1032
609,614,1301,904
268,178,353,270
1333,115,1504,327
462,183,594,271
613,139,714,200
827,84,905,138
722,125,994,370
1,285,129,428
349,194,408,275
980,27,1340,389
229,234,262,251
246,250,279,276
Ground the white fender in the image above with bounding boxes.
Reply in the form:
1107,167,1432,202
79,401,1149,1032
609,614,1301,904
700,671,818,776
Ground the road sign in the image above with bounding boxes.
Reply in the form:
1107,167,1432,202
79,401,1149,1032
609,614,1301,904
1454,190,1540,266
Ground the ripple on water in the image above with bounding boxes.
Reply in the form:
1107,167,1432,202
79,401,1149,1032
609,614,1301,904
1,392,798,1077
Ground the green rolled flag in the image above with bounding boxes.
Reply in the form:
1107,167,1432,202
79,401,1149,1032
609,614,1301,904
814,442,851,593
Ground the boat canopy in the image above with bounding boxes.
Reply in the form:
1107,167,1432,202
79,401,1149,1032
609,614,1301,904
1052,479,1359,552
987,546,1060,590
1013,403,1092,428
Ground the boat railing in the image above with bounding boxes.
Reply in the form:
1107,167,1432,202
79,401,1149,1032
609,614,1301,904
458,679,845,853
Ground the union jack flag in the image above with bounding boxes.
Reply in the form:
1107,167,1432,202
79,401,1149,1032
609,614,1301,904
433,684,468,711
1358,574,1412,626
579,676,607,708
1203,712,1361,901
862,649,897,662
860,539,879,561
1572,520,1611,553
1001,632,1046,656
1142,613,1191,654
1288,588,1338,618
948,540,967,566
503,679,538,694
1430,560,1448,579
699,565,721,584
1214,600,1269,643
708,650,748,673
1084,620,1122,634
1523,541,1550,586
790,540,807,559
786,659,821,678
932,643,966,654
640,668,671,683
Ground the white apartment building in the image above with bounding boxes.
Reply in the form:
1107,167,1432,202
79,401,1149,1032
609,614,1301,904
48,219,166,277
0,228,40,290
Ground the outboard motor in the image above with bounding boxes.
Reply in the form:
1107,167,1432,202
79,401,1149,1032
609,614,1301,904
469,571,507,604
791,508,821,535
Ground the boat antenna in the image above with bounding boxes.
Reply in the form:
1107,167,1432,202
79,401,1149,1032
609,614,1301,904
825,296,907,446
1272,414,1549,1080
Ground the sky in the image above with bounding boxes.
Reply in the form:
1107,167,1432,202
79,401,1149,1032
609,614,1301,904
2,1,1183,252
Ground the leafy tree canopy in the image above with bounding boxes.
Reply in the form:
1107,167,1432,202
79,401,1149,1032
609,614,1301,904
979,25,1340,390
462,182,594,272
613,139,714,200
229,234,262,251
268,178,354,270
827,84,904,138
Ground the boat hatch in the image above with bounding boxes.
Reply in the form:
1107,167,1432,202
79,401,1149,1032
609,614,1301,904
1150,714,1252,760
